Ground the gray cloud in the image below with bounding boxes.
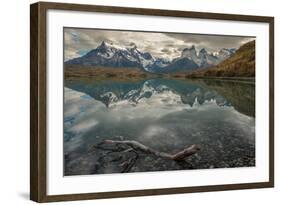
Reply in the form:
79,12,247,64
64,28,255,61
165,33,254,52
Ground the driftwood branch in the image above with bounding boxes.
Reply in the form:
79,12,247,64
103,140,201,161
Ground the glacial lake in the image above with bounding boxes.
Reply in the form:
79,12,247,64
63,78,255,176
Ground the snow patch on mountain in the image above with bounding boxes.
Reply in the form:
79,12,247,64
181,45,200,64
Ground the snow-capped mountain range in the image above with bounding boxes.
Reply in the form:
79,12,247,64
66,41,236,73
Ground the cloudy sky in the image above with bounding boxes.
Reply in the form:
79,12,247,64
64,28,255,61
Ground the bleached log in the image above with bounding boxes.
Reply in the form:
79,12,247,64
103,140,201,161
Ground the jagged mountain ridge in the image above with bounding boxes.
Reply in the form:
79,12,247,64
66,41,236,73
189,40,255,77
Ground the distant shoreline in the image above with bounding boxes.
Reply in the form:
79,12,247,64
181,76,255,83
64,64,255,83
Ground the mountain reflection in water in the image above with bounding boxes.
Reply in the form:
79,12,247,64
64,78,255,176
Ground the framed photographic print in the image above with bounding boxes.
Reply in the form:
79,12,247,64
30,2,274,202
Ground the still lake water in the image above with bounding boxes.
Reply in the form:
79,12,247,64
64,78,255,176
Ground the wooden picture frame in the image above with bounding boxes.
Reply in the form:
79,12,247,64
30,1,274,202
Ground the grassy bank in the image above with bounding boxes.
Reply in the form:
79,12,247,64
64,64,160,82
65,64,255,84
